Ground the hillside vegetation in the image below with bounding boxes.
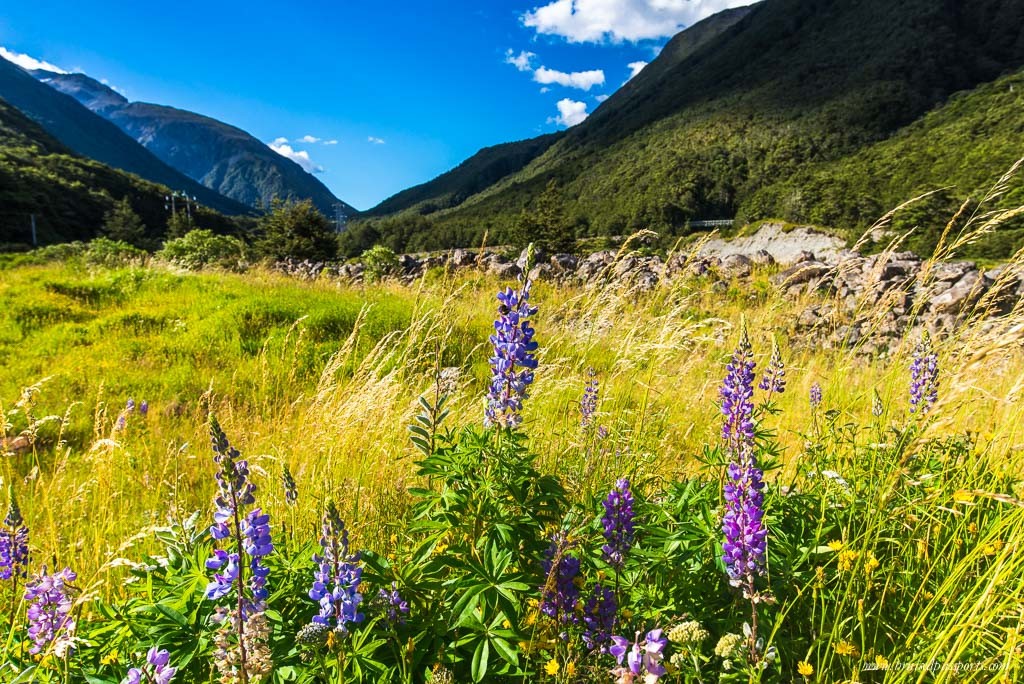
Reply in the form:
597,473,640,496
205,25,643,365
356,0,1024,256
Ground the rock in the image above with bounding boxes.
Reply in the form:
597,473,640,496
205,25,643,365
633,270,660,291
751,249,775,266
449,248,475,268
529,263,554,281
771,261,830,288
794,250,816,264
517,246,547,271
929,270,985,314
931,261,975,283
550,253,579,273
491,262,521,280
720,254,753,278
397,254,420,273
698,222,845,264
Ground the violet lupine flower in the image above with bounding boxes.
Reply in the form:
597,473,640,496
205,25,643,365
539,534,581,624
909,332,939,414
204,417,271,617
582,583,617,652
580,368,599,428
602,479,635,570
484,276,539,429
309,502,364,632
124,647,177,684
720,329,768,590
610,629,668,682
24,566,77,655
379,581,410,625
0,488,29,580
721,327,756,457
139,400,149,418
758,341,786,395
809,382,822,410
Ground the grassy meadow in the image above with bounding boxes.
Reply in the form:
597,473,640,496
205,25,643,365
1,234,1024,682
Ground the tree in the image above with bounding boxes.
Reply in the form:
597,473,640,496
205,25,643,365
101,197,147,247
257,199,338,262
513,179,575,254
166,210,196,240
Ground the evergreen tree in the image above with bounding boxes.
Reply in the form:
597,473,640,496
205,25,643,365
257,199,338,262
101,197,147,247
513,179,575,254
166,210,196,240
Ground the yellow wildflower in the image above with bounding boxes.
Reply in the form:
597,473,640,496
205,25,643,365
835,641,859,657
100,650,119,665
798,661,814,676
621,608,634,620
864,551,880,576
967,522,978,534
837,549,859,572
565,661,576,677
875,653,889,668
545,659,560,675
828,540,845,552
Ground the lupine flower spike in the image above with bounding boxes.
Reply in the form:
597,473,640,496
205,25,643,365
582,583,617,652
720,326,767,592
124,647,177,684
379,581,410,625
809,382,822,410
610,629,668,683
909,331,939,414
0,486,29,580
24,566,77,656
484,267,539,428
539,533,581,627
758,339,786,396
309,501,364,633
282,465,298,506
601,479,635,570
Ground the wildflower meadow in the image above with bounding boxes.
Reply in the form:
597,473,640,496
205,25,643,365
2,219,1024,683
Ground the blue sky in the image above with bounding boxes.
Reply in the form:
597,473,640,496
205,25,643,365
0,0,749,210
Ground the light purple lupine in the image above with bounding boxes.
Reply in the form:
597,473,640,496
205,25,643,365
0,488,29,580
909,331,939,414
610,629,668,681
809,382,822,410
309,502,364,632
720,327,767,590
484,276,539,428
580,368,599,428
601,478,635,570
204,417,272,618
758,340,786,396
378,581,409,625
124,647,177,684
582,583,617,652
24,566,77,655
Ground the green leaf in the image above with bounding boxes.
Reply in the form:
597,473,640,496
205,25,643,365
471,638,490,682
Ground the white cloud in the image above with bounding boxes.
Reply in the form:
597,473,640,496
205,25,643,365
367,136,386,145
268,141,323,174
0,46,68,73
272,136,290,145
548,98,588,127
595,93,609,102
533,66,605,90
298,134,321,143
504,49,537,72
523,0,752,43
324,139,338,145
540,86,551,93
627,61,648,80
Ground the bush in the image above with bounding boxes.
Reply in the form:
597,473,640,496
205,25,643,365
84,237,147,268
158,229,248,271
361,244,400,282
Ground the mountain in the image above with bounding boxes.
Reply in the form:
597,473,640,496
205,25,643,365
36,71,356,217
0,56,250,216
0,97,239,247
358,0,1024,255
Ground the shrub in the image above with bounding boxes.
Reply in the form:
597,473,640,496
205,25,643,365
256,199,338,262
84,237,147,268
158,229,248,271
361,244,400,282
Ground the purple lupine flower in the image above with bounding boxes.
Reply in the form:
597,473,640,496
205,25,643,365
721,327,756,456
758,340,786,395
602,478,635,570
139,400,149,418
539,534,581,625
580,368,599,428
378,581,409,625
809,382,822,410
126,398,136,413
581,582,617,652
0,488,29,580
610,629,668,681
909,331,939,414
720,328,767,591
24,566,77,655
309,502,364,632
204,417,270,617
124,647,177,684
484,275,539,428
